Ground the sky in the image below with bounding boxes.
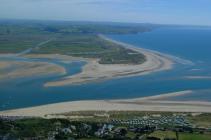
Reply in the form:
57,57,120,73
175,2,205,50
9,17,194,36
0,0,211,26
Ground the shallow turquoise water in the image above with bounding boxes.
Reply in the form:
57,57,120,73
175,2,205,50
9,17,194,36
1,26,211,111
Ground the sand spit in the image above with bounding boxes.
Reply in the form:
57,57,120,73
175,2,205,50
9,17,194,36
1,91,211,117
44,37,173,87
0,60,66,80
0,36,174,87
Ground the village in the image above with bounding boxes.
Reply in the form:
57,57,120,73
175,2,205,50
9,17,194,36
1,112,211,140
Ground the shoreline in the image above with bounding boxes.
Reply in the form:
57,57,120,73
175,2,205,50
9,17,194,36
44,35,173,87
1,90,211,117
0,35,188,117
0,35,174,87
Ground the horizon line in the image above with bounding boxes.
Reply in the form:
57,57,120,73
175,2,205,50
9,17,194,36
0,18,211,28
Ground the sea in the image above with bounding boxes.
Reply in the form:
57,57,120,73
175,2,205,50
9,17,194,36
1,26,211,111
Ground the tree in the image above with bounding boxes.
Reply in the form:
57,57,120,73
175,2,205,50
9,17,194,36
176,131,179,140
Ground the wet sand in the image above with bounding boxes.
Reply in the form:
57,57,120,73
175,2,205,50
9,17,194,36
0,60,66,80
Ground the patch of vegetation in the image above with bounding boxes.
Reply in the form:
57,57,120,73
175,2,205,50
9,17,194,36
1,116,211,140
0,20,148,64
59,111,180,123
187,113,211,127
108,111,173,119
180,133,211,140
149,131,177,140
148,131,211,140
0,35,53,53
33,34,146,64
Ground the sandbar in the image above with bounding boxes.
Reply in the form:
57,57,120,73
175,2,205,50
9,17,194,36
1,90,211,117
0,60,66,80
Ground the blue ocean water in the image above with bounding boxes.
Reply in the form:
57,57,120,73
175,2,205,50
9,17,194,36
1,26,211,110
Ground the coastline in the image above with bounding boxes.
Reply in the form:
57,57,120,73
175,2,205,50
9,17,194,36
0,35,184,117
1,90,211,117
0,35,174,87
44,35,173,87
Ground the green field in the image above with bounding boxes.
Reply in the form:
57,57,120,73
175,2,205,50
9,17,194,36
149,130,177,139
33,34,146,64
0,22,55,53
150,131,211,140
180,133,211,140
0,20,147,64
0,34,53,53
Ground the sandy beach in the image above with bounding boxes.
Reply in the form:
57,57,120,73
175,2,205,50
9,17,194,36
44,36,173,87
1,90,211,117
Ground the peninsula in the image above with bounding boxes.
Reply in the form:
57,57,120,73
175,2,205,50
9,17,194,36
0,21,172,87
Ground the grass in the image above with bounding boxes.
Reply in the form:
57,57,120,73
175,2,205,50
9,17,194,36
187,113,211,128
60,111,181,122
180,133,211,140
126,131,137,139
149,130,176,140
32,34,146,64
0,34,53,53
149,131,211,140
33,35,107,54
13,118,59,137
0,21,146,64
